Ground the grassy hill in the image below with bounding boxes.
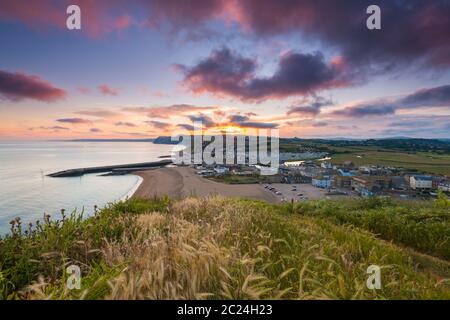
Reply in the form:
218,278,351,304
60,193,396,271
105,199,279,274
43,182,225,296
1,196,449,300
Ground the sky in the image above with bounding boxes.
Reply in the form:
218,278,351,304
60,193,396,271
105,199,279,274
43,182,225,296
0,0,449,140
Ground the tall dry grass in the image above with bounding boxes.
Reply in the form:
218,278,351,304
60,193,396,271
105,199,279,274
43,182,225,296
4,196,449,300
100,197,449,300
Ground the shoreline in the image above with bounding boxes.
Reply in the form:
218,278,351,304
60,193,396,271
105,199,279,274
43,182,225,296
130,166,279,203
121,175,143,201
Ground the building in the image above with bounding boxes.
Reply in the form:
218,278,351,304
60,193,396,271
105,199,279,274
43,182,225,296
334,175,352,189
232,165,258,175
337,168,355,177
280,152,328,161
312,175,332,188
433,177,446,190
438,181,450,192
197,170,214,177
392,176,408,190
351,177,373,197
351,176,392,196
321,161,333,169
410,175,433,190
213,167,229,175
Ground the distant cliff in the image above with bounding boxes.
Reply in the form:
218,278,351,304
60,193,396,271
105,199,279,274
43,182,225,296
153,136,179,145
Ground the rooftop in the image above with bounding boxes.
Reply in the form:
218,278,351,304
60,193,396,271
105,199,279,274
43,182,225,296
412,175,433,181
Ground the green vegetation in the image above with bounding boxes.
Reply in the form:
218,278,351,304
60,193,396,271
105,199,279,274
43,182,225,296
210,174,281,184
297,138,450,154
0,196,449,300
329,148,450,175
293,193,450,260
0,198,170,299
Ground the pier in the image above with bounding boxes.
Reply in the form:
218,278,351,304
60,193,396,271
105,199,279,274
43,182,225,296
47,159,173,177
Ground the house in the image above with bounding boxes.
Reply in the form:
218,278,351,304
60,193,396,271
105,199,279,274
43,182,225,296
392,176,408,190
255,165,279,176
334,175,352,189
312,175,332,188
321,161,333,169
281,168,312,183
351,176,392,195
433,177,446,190
438,181,450,192
232,165,258,175
410,175,433,190
197,170,215,177
351,177,374,197
337,168,354,177
213,167,229,175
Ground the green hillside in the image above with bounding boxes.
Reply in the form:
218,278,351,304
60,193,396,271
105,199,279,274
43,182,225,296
1,196,449,300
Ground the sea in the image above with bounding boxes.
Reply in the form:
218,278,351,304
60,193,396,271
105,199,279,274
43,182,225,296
0,141,174,234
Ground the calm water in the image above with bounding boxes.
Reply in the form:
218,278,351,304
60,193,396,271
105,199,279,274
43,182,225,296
0,141,174,234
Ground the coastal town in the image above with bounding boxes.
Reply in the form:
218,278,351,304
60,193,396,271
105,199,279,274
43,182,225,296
192,151,450,202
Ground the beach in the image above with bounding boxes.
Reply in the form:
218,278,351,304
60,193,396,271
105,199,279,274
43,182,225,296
132,166,279,203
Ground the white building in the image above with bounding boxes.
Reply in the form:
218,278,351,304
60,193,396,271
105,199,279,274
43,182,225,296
410,175,433,190
438,182,450,192
321,161,333,169
213,167,229,175
312,175,332,189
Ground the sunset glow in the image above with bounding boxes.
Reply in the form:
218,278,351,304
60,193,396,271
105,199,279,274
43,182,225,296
0,1,449,140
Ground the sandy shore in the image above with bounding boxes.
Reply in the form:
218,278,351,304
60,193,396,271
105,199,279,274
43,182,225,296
132,166,279,203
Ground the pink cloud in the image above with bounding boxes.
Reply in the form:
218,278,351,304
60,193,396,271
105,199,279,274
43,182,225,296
113,14,131,30
77,87,91,95
0,0,135,37
178,47,352,102
115,121,137,127
0,69,67,102
98,84,119,96
123,104,219,119
57,118,92,125
1,1,447,67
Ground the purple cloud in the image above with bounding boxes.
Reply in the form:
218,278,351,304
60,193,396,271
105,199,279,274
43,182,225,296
332,85,450,118
76,110,122,118
56,118,92,125
123,104,219,119
145,120,172,130
188,114,216,128
179,48,350,101
0,70,66,102
115,121,137,127
227,113,279,129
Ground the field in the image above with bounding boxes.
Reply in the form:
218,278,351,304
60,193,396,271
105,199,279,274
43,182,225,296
1,195,449,300
325,146,450,175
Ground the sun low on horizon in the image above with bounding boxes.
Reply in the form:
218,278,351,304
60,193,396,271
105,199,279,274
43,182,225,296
0,0,449,141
